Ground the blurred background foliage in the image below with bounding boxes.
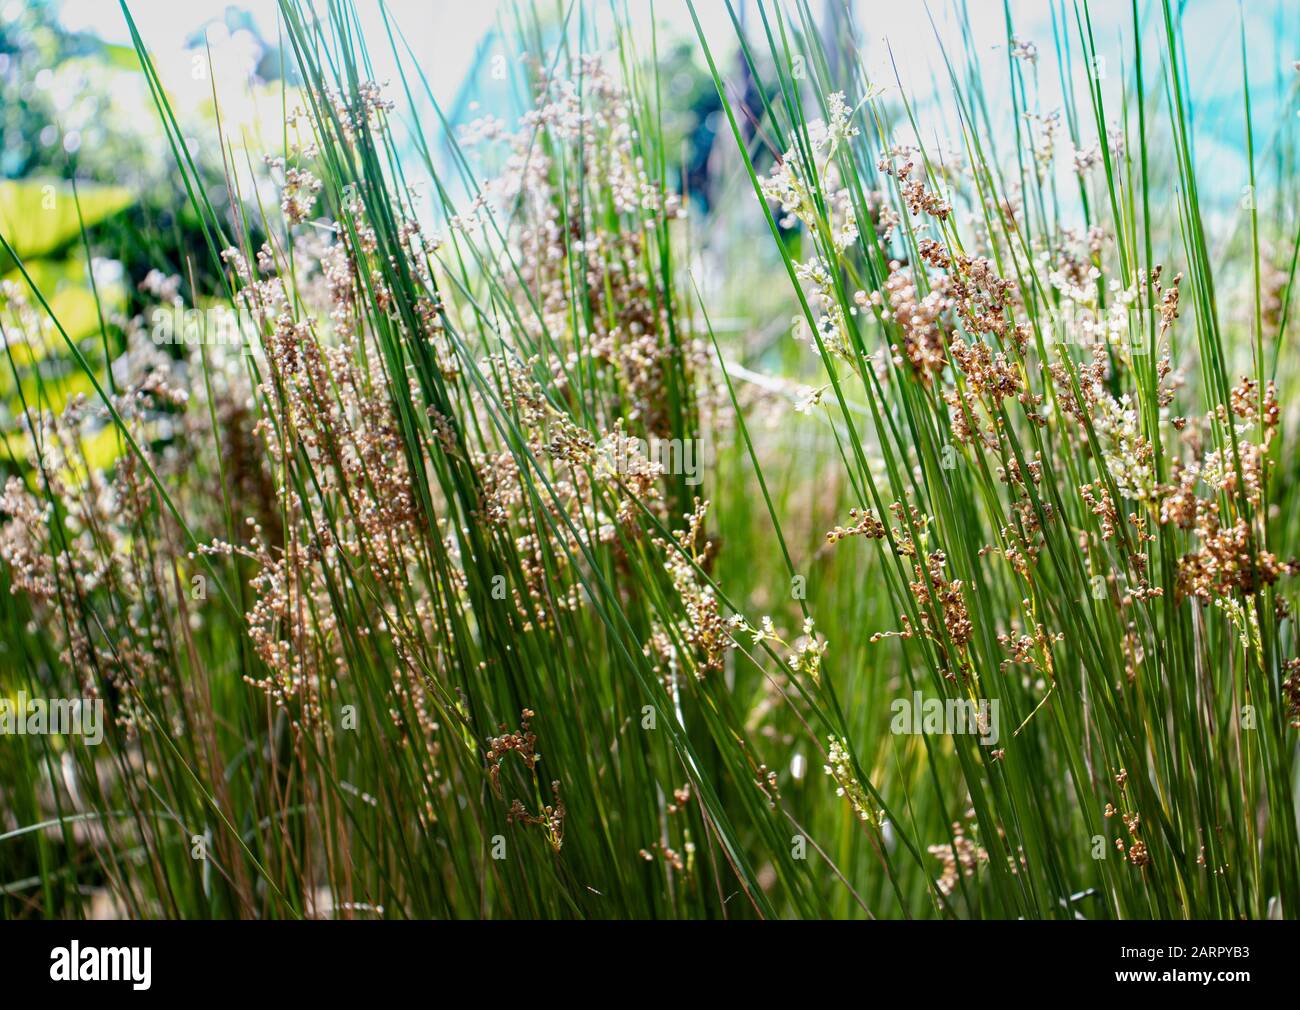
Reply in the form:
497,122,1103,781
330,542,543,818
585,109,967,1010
0,1,298,471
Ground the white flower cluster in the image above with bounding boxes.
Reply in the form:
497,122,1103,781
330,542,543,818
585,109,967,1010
758,92,863,359
824,735,874,823
787,616,828,683
1091,387,1156,501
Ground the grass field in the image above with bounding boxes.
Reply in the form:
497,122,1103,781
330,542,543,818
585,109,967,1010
1,0,1299,920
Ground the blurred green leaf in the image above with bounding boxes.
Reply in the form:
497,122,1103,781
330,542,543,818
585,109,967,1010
0,179,133,270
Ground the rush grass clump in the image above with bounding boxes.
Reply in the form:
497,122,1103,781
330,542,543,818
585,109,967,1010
691,0,1300,918
1,0,1299,921
0,0,816,919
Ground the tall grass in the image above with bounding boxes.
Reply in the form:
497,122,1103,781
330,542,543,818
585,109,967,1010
0,0,1297,920
690,0,1300,918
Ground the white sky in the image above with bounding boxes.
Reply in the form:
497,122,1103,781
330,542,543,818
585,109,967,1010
54,1,1285,121
48,0,1294,211
50,1,1066,110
